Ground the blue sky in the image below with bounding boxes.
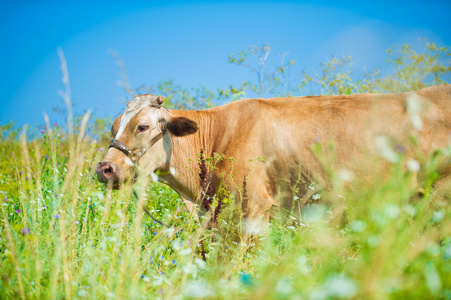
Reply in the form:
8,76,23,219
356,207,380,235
1,0,450,128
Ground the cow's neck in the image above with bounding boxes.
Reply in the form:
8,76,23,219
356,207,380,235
159,108,222,202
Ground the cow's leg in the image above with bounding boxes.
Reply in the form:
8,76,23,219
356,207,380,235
275,179,296,223
181,197,195,215
250,178,295,224
241,178,276,235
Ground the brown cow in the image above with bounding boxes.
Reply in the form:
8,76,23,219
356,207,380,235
96,85,451,222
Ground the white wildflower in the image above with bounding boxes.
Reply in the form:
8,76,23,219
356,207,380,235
150,172,159,182
243,218,265,235
124,157,134,167
275,278,293,296
324,275,357,298
374,135,398,163
384,203,400,219
338,169,354,182
407,158,420,172
170,167,176,176
297,255,311,275
312,193,321,201
179,248,192,256
184,280,214,298
406,94,424,130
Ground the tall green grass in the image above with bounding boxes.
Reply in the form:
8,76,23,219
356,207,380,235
1,44,451,299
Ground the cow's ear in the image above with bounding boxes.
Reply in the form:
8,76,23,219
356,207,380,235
167,117,198,136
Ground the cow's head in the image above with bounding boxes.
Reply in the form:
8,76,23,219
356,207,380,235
96,94,198,188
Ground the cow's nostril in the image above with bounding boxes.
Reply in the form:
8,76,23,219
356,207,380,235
102,165,115,179
104,166,112,176
96,161,120,185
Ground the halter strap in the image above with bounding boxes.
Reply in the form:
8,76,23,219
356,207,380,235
109,129,166,162
109,139,134,158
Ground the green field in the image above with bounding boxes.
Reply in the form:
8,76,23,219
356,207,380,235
1,42,451,299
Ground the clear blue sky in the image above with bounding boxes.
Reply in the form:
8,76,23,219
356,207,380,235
1,0,450,128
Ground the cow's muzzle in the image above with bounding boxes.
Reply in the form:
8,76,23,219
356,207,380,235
96,161,121,187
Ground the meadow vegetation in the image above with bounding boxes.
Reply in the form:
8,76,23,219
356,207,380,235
1,41,451,299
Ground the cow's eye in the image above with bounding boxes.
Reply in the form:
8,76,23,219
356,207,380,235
137,125,150,133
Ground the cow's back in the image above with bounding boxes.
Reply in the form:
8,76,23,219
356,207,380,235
220,84,451,160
